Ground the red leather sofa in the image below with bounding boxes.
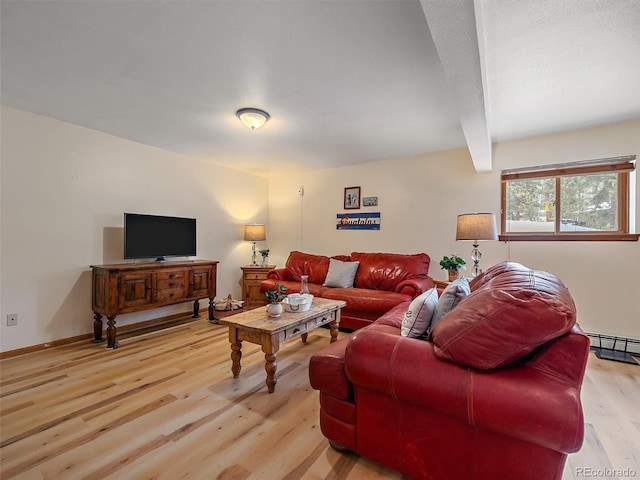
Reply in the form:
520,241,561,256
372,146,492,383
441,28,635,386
260,251,435,330
309,262,590,480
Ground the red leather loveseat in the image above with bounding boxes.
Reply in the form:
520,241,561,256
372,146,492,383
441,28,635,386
309,262,590,480
260,251,434,330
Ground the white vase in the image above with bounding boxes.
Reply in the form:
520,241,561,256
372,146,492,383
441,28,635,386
266,303,282,317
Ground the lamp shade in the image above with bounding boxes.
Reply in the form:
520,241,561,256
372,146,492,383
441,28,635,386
456,213,498,241
244,224,266,242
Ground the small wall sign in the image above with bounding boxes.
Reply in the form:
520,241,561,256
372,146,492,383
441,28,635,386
363,196,378,207
336,212,381,230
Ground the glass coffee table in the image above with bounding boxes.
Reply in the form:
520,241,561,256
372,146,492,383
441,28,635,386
218,298,346,393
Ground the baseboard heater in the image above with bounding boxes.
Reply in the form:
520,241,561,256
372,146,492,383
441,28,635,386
586,332,640,365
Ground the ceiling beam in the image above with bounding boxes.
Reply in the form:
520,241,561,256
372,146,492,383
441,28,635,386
420,0,492,172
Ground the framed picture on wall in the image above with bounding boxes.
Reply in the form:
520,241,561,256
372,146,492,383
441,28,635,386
344,186,361,209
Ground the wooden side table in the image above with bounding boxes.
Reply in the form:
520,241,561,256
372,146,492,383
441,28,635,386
241,265,275,309
433,279,451,289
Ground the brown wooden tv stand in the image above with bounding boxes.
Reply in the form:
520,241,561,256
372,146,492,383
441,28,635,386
90,260,218,349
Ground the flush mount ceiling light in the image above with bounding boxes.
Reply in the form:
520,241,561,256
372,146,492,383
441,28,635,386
236,108,270,130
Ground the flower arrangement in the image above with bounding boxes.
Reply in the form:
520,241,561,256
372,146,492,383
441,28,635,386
259,248,270,266
264,283,286,304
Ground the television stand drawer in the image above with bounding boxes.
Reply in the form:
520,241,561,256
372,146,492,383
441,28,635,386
155,286,187,302
156,270,187,282
157,277,187,291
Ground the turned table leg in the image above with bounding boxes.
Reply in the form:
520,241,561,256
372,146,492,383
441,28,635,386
329,321,339,343
231,340,242,378
264,353,277,393
105,315,119,350
229,327,242,378
262,335,280,393
192,299,200,318
92,313,104,343
329,310,341,344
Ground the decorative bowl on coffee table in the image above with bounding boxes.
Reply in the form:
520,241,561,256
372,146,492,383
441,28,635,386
283,294,314,312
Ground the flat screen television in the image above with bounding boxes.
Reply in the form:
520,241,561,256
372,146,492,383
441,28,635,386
124,213,196,261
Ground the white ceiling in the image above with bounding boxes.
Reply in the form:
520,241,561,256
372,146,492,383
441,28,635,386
2,0,639,176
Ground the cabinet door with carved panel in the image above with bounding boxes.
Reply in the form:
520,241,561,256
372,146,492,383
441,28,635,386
118,272,152,311
189,266,214,298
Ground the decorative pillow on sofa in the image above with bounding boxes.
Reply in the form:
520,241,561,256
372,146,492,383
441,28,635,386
400,287,438,338
323,258,360,288
429,277,470,331
430,268,576,370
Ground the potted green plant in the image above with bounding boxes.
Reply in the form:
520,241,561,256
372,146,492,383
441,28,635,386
439,254,466,281
264,283,286,317
259,248,270,267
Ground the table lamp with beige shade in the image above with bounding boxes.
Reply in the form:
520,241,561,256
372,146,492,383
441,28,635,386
456,213,498,277
244,224,266,266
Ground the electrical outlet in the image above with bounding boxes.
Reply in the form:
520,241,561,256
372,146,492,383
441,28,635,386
298,185,304,196
7,313,18,327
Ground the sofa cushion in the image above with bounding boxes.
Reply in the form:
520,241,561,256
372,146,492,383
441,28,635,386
431,266,576,370
350,252,430,291
321,287,412,315
324,259,360,288
401,287,438,338
468,261,529,291
429,277,470,331
285,251,330,284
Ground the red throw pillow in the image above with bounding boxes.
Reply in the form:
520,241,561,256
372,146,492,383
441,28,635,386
431,269,576,370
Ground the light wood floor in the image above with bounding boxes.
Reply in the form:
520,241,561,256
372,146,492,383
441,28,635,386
1,316,638,480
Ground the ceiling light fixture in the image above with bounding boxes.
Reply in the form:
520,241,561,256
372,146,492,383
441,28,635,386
236,108,270,130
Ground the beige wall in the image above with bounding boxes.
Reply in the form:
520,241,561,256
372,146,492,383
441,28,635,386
1,106,268,352
2,105,638,353
268,120,640,338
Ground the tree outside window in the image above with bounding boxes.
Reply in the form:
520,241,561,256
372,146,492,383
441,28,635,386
501,156,638,241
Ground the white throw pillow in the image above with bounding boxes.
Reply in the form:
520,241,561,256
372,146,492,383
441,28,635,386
401,287,438,338
323,258,360,288
430,278,471,331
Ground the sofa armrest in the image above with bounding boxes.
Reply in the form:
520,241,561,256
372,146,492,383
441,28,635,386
344,328,585,453
267,268,294,281
394,277,435,298
345,329,470,422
